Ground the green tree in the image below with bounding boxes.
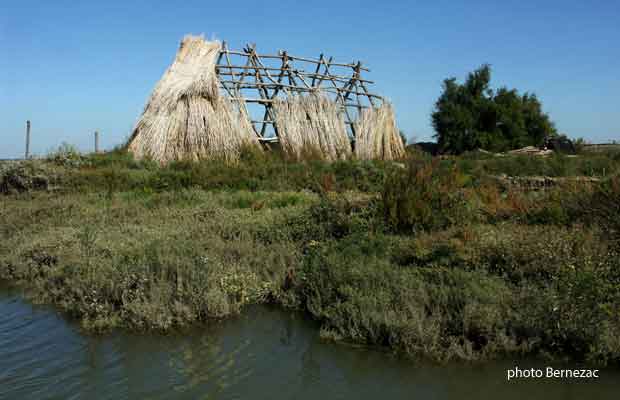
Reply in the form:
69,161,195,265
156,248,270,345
432,65,557,154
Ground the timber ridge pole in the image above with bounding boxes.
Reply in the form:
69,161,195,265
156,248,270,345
214,43,383,141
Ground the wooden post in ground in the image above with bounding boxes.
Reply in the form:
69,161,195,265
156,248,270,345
25,120,31,159
94,130,100,153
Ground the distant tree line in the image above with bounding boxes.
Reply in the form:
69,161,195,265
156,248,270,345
431,64,560,154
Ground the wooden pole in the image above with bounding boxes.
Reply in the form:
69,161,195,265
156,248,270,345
212,44,383,142
94,130,100,153
25,120,31,159
311,54,323,87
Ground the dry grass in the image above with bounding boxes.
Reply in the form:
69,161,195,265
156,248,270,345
355,103,405,160
128,35,260,164
272,94,352,161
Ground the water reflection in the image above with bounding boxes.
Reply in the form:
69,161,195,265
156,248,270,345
0,286,618,400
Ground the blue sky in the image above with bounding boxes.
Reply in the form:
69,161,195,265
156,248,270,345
1,0,619,158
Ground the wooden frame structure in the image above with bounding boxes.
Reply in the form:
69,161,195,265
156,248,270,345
215,42,384,142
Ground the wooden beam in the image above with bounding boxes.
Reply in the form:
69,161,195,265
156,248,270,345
216,42,237,98
215,64,287,72
288,55,370,71
218,50,370,71
358,79,378,107
253,121,358,126
318,58,357,136
310,54,323,87
228,97,368,108
298,72,374,84
216,69,375,84
218,81,381,99
246,44,276,137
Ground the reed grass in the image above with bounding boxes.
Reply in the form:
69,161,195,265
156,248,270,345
128,35,260,164
355,103,405,160
272,94,352,161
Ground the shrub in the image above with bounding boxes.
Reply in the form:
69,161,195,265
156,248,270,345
297,236,516,360
382,158,474,233
0,161,55,194
562,175,620,241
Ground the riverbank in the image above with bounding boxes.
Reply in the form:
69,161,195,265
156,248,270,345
0,285,620,400
1,148,619,364
2,289,618,399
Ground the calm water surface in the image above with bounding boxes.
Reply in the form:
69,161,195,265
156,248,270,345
1,286,618,399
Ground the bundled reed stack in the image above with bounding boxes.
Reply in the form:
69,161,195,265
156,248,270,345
272,95,352,161
128,35,260,164
354,103,405,160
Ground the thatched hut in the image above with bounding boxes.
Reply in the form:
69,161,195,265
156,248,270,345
128,35,404,163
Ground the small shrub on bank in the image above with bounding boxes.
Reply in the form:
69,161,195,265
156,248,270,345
47,143,84,167
564,175,620,240
382,158,474,233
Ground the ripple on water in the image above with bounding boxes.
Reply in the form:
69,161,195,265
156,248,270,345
0,294,92,396
1,289,619,400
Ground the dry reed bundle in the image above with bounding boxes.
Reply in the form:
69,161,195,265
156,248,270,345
354,103,405,160
272,94,352,161
128,35,259,163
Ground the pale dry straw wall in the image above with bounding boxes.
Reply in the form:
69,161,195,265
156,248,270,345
354,103,405,160
128,35,260,163
272,94,352,161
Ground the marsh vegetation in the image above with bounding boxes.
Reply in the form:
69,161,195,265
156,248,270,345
1,146,619,364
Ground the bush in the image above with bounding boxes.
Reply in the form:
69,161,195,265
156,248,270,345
562,175,620,240
297,235,518,360
382,158,474,233
0,161,55,194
